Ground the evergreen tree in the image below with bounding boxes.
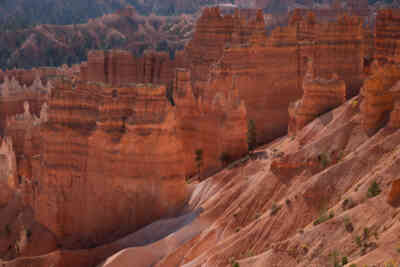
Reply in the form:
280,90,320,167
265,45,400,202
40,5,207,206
247,119,257,152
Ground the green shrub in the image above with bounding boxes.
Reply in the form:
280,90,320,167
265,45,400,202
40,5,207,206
247,119,257,151
342,197,356,210
342,256,348,265
270,203,281,216
367,181,381,198
313,211,334,226
344,216,354,233
355,235,362,247
363,227,370,240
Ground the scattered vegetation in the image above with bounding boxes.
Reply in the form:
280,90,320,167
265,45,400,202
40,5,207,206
313,211,334,226
349,264,357,267
229,257,240,267
354,227,378,255
270,203,281,216
286,199,291,206
344,216,354,233
367,181,381,198
247,119,257,152
329,250,349,267
342,197,356,211
318,153,329,168
355,235,362,247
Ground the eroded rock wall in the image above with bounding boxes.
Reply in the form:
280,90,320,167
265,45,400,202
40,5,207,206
375,9,400,62
174,68,248,178
82,50,186,87
32,78,189,248
288,60,346,136
360,63,400,135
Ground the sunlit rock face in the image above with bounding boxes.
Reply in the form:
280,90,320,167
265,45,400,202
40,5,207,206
288,60,346,136
174,68,248,178
360,63,400,135
81,50,186,86
375,9,400,63
29,78,189,248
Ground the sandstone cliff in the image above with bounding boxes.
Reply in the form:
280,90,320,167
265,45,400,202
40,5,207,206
174,68,248,178
0,74,51,133
26,77,189,248
375,9,400,62
288,59,346,136
360,62,400,135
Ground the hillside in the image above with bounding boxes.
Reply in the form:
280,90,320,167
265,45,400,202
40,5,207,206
0,7,196,69
0,0,233,31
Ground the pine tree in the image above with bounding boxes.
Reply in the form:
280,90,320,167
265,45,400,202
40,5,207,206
247,119,257,152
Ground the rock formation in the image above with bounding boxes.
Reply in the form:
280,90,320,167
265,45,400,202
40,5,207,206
24,77,189,248
360,63,400,135
174,68,248,177
81,50,186,86
389,97,400,128
0,74,51,133
375,9,400,62
288,59,346,136
387,178,400,207
0,137,17,187
4,101,48,188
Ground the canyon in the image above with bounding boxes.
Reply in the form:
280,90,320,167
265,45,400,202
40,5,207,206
0,2,400,267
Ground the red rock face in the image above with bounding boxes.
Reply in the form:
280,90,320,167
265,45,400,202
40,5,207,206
174,69,248,178
389,99,400,128
360,63,400,135
203,11,363,143
375,9,400,62
387,178,400,207
288,60,346,136
30,78,189,248
83,50,186,87
187,8,266,87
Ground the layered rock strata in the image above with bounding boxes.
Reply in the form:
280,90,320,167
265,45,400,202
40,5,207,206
375,9,400,62
81,50,186,87
288,59,346,136
174,68,248,177
387,178,400,207
360,63,400,135
0,75,51,133
29,78,189,248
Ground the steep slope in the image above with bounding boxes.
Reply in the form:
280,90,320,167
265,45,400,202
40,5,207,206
114,96,400,267
2,84,400,267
